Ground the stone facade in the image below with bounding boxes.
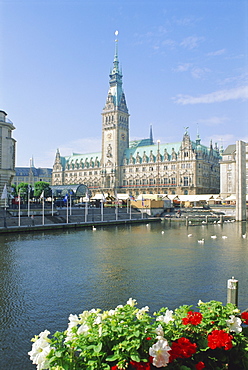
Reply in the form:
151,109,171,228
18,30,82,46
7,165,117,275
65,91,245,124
52,41,221,196
0,110,16,206
220,142,248,197
13,165,52,187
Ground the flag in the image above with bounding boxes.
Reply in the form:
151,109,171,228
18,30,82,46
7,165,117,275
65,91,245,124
1,184,8,200
40,190,44,199
141,196,145,207
101,191,106,202
63,194,68,202
84,188,90,202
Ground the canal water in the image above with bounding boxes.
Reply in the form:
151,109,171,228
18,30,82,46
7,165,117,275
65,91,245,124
0,220,247,369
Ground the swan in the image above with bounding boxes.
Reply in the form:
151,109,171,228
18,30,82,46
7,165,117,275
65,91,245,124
198,239,204,244
222,235,227,239
92,226,96,231
211,235,217,239
188,234,192,237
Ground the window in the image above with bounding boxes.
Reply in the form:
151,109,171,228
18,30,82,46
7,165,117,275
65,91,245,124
181,164,185,169
136,167,139,172
171,165,176,170
149,167,153,171
163,177,168,185
171,177,176,185
184,177,189,186
129,168,133,173
164,165,167,170
142,167,146,172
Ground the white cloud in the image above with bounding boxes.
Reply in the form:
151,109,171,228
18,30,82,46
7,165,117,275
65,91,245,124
174,85,248,105
207,49,226,56
180,36,204,50
190,67,210,79
173,63,192,72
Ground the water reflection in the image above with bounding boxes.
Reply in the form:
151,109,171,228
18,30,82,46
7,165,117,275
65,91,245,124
0,221,247,369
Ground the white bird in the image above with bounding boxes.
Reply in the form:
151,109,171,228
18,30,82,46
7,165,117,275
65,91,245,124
198,239,204,244
92,226,96,231
222,236,227,239
242,234,247,238
146,224,149,227
188,234,192,237
202,221,207,224
161,231,164,234
211,235,217,239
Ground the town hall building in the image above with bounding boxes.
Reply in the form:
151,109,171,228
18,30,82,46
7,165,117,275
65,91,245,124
52,37,221,197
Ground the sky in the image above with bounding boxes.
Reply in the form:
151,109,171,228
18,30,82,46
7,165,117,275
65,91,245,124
1,0,247,168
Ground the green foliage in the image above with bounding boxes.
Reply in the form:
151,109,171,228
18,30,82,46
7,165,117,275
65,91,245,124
34,181,51,198
29,299,248,370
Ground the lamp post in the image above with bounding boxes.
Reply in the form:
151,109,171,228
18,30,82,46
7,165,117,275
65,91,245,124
157,140,160,194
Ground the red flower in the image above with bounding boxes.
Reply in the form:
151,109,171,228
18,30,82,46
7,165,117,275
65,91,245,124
195,361,205,370
169,337,197,362
207,329,233,350
182,311,203,325
241,312,248,325
111,367,118,370
130,360,150,370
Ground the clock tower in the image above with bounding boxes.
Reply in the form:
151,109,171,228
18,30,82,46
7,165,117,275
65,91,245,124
101,31,129,189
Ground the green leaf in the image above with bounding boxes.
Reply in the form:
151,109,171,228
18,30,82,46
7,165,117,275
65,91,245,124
130,353,140,362
94,342,102,353
105,354,119,362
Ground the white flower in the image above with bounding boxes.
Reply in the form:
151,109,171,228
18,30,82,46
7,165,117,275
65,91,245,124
127,298,137,307
227,315,242,333
149,339,171,367
94,314,102,325
155,324,164,339
77,324,90,335
136,306,149,319
28,330,51,370
68,314,80,329
198,300,204,306
156,309,174,324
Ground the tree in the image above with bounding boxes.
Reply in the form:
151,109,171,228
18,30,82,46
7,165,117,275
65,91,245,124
17,182,30,202
34,182,51,198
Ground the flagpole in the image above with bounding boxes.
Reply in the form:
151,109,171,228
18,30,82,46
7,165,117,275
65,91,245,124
101,199,103,222
42,195,45,225
28,186,30,218
130,199,132,220
66,197,69,223
51,190,54,216
85,199,88,222
69,192,72,216
18,190,21,227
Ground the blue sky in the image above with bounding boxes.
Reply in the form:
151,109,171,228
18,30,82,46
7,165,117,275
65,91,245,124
1,0,247,167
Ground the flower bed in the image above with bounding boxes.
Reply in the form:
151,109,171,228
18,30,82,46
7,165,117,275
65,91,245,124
29,298,248,369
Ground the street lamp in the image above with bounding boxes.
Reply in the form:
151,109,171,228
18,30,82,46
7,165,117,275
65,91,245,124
157,140,160,194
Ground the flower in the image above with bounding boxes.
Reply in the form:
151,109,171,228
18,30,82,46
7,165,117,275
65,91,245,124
29,299,248,370
149,339,171,367
169,337,197,362
155,324,164,339
195,361,205,369
156,309,174,324
182,311,203,325
241,311,248,325
130,359,151,369
127,298,137,307
207,329,233,350
28,330,51,370
226,315,242,333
